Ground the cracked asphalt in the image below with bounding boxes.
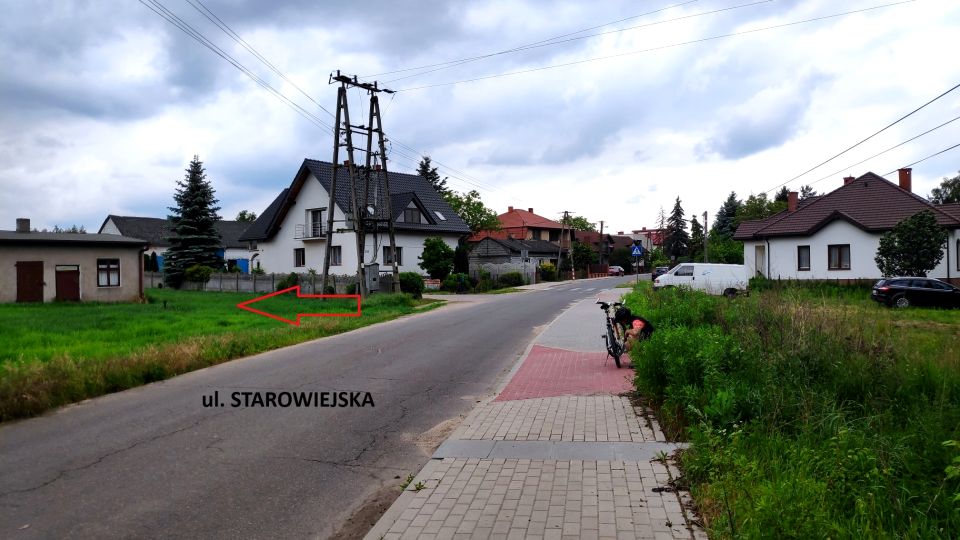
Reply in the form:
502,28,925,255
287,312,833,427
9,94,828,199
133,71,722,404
0,277,635,539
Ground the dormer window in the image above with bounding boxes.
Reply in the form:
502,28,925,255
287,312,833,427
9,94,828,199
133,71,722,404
403,207,422,223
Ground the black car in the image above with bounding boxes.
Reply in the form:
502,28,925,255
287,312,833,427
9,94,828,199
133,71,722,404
871,277,960,308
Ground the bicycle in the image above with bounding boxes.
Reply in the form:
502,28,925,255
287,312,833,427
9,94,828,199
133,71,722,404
597,300,625,368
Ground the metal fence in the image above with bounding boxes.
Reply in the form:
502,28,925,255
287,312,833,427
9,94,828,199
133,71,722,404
468,262,538,284
144,271,358,294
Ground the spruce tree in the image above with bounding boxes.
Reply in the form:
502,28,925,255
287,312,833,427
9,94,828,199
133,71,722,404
417,156,450,197
713,192,741,238
164,156,223,288
663,197,689,260
689,216,704,262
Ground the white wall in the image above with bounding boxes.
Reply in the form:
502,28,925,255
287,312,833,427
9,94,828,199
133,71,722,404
254,172,461,275
757,220,959,281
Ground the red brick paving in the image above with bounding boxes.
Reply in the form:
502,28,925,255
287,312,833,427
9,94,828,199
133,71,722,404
495,345,633,401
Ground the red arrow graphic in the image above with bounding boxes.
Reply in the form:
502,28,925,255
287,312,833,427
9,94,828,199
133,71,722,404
236,286,362,326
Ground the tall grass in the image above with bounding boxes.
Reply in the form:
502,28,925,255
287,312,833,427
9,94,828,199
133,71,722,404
625,283,960,537
0,289,437,421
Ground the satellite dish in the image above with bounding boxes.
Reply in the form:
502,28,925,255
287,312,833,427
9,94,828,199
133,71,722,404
366,205,376,216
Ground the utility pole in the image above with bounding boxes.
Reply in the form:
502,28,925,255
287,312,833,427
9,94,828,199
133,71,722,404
598,220,605,265
323,71,401,298
559,210,571,279
703,211,708,263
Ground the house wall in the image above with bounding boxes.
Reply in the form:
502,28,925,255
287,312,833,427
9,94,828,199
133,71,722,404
0,244,143,303
254,172,459,275
756,221,960,282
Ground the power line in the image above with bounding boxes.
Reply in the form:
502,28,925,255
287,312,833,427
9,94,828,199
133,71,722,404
765,78,960,194
379,0,732,84
138,0,334,134
394,0,915,92
184,0,337,119
383,0,774,84
805,115,960,188
884,142,960,176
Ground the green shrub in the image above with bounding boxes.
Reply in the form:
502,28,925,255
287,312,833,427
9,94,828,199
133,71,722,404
498,271,524,287
185,264,214,284
442,273,471,292
276,272,300,291
539,262,557,281
399,272,424,299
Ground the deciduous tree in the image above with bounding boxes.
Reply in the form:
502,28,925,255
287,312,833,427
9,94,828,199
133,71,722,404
929,171,960,204
235,210,257,222
560,214,597,232
874,210,948,277
419,236,455,280
443,189,500,234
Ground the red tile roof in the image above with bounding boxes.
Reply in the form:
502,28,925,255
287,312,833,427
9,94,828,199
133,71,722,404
498,208,564,229
734,172,960,240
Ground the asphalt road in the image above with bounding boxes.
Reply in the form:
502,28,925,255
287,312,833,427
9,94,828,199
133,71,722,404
0,276,638,539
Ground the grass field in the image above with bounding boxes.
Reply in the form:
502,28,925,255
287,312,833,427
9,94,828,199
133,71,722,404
0,289,440,421
624,282,960,538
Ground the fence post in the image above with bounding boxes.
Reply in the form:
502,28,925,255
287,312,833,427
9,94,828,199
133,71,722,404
271,272,275,290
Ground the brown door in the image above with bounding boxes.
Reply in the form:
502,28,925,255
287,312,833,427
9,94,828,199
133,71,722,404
56,267,81,301
16,261,44,302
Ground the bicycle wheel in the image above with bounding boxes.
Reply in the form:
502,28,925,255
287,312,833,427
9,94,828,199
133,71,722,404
606,324,622,368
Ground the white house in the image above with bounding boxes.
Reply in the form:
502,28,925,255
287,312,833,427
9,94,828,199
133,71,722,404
239,159,471,276
99,216,253,272
734,169,960,285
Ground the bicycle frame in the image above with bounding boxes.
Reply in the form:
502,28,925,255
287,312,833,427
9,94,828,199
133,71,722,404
597,300,625,368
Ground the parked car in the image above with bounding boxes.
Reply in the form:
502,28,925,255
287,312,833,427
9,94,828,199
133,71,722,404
651,266,670,280
871,277,960,308
608,265,625,276
653,263,748,297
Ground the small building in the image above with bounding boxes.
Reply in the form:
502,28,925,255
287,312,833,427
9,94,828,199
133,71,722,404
99,215,252,272
470,207,574,250
467,237,560,283
734,169,960,284
1,218,147,303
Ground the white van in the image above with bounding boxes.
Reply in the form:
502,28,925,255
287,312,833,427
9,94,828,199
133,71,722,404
653,263,748,297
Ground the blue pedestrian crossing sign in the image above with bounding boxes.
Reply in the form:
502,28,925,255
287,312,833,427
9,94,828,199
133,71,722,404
631,245,644,257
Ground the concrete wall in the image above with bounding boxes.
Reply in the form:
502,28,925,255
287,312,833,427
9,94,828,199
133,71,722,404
0,245,143,303
253,172,460,275
748,221,960,282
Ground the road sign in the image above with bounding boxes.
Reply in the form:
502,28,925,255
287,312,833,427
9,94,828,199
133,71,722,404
631,245,644,257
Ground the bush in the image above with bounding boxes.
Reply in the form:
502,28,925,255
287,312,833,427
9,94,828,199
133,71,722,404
185,264,214,284
539,262,557,282
399,272,425,299
418,237,455,280
442,273,471,292
276,272,300,291
498,271,525,287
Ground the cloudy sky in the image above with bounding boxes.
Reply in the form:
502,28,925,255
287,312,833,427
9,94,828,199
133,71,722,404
2,0,958,234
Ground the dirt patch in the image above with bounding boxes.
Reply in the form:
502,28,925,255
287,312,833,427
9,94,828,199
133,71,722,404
328,482,401,540
405,416,464,456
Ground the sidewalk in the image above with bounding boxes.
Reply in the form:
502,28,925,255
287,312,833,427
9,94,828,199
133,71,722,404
365,287,705,540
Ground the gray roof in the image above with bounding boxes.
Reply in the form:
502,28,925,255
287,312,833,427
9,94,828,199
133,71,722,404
239,159,471,241
0,231,147,247
482,237,561,255
100,215,248,248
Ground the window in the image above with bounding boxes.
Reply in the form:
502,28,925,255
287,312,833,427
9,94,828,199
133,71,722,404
674,265,693,277
383,246,403,265
294,248,305,267
97,258,120,287
549,229,560,242
797,245,811,271
308,208,324,237
330,246,342,266
827,244,850,270
403,208,421,223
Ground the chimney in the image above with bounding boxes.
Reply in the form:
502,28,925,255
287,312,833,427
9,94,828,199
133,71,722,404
508,206,514,212
374,164,381,171
343,160,350,166
16,218,30,232
843,176,855,186
617,231,624,235
788,191,798,212
527,208,534,213
898,168,912,192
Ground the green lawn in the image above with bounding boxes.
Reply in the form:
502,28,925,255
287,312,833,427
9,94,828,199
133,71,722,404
624,282,960,537
0,289,440,421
